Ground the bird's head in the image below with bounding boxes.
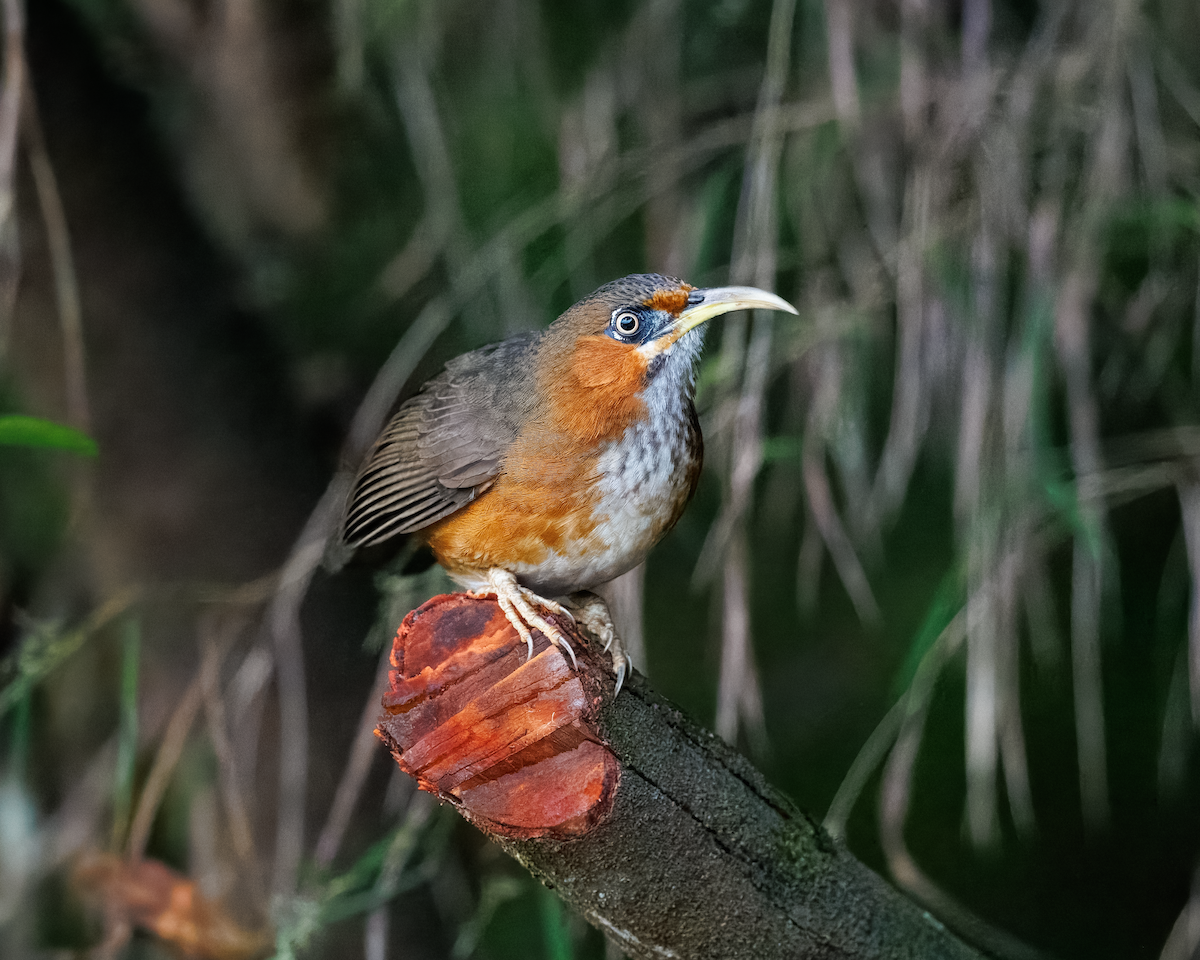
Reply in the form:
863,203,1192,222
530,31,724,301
537,273,797,441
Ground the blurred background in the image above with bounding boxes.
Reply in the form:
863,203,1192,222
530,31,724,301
2,0,1199,957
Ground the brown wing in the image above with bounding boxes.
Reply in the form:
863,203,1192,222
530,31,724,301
339,332,538,549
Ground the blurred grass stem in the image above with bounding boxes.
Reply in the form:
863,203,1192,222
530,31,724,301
269,292,455,896
314,644,393,869
880,607,1046,960
199,614,265,907
23,89,89,433
0,0,23,361
1177,483,1200,729
109,619,139,851
1056,267,1111,831
713,0,796,747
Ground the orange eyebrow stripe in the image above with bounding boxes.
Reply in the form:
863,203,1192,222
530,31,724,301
645,285,694,315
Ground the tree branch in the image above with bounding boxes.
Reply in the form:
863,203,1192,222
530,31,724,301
375,594,986,960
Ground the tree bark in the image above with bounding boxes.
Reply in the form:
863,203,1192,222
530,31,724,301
375,593,985,960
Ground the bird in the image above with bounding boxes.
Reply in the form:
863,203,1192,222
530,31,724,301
337,274,797,692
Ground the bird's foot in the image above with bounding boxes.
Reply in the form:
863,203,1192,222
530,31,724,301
565,591,629,695
480,569,577,669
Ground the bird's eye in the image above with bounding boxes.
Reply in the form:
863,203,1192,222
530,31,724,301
613,311,641,338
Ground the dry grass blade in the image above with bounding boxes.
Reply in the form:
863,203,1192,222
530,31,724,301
823,696,903,841
795,497,824,618
314,644,394,869
22,89,89,433
1177,482,1200,728
953,328,992,528
802,414,880,627
898,0,930,142
198,616,265,910
377,214,444,303
269,293,456,895
332,0,364,95
965,536,1001,849
1069,541,1109,831
630,0,685,276
957,231,1006,848
879,609,1048,960
822,0,859,128
0,0,21,209
996,540,1036,840
558,64,616,301
1159,643,1191,801
0,0,23,361
961,0,990,71
126,600,249,862
43,737,117,872
126,677,203,861
392,37,470,276
1055,268,1111,832
712,0,796,747
1022,554,1061,674
363,907,386,960
267,494,328,898
879,610,961,880
1127,46,1167,193
869,169,933,526
715,532,754,744
1159,864,1200,960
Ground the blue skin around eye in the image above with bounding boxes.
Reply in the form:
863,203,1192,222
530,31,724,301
607,309,664,345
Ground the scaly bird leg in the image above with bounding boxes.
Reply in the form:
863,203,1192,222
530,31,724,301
565,591,629,695
481,568,577,669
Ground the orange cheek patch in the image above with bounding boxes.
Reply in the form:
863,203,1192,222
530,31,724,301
545,335,648,444
376,594,619,839
569,334,647,388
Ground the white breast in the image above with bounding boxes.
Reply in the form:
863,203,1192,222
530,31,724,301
508,357,699,596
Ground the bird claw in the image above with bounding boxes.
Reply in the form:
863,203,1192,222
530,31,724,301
478,574,626,692
564,591,629,695
484,569,577,669
612,656,627,697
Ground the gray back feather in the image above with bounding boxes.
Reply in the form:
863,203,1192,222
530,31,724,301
340,332,540,549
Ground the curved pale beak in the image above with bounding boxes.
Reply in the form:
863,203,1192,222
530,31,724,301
643,285,798,356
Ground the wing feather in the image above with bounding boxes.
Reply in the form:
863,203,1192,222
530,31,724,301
339,332,539,550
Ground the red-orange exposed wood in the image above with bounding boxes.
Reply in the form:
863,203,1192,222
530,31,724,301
376,593,619,839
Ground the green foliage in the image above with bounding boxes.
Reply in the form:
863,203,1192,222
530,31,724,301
0,415,97,456
0,444,68,575
0,619,83,720
273,804,452,959
0,414,86,579
891,569,965,698
0,593,134,721
536,883,573,960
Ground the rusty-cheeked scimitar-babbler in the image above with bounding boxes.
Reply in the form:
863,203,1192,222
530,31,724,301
338,274,797,691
